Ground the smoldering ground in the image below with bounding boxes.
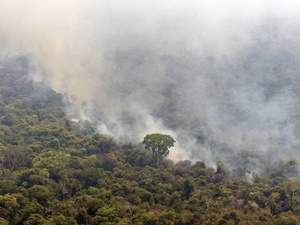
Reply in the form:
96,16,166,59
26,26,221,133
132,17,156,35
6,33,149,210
1,0,300,173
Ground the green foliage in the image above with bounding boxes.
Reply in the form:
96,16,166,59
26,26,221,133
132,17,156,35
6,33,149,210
0,58,300,224
0,218,8,225
183,178,196,200
142,133,175,166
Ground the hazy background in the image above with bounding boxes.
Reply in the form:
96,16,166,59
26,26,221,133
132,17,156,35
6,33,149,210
1,0,300,172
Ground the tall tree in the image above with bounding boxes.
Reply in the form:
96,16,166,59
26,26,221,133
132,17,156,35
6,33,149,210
142,133,175,167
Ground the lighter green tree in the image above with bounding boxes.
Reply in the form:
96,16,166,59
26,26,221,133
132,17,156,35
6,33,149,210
142,133,175,167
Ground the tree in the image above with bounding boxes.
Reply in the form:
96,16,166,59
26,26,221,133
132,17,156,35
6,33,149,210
142,133,175,167
183,178,196,200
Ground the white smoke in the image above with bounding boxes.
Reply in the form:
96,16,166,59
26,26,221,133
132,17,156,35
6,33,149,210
1,0,300,169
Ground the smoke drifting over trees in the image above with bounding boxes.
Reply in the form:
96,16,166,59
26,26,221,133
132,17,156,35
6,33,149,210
1,0,300,172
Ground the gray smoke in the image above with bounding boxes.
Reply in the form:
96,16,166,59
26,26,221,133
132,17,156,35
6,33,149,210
1,0,300,172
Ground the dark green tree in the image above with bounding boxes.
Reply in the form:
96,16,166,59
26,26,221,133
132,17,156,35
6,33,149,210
183,178,196,200
142,133,175,167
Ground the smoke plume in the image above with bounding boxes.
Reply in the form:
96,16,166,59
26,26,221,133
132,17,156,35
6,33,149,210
1,0,300,172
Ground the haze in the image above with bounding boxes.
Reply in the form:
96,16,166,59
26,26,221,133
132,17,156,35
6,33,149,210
1,0,300,173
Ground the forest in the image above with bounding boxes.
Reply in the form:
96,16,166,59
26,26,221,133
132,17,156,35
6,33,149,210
0,57,300,225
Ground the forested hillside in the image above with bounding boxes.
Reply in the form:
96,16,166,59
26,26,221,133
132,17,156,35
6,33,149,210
0,56,300,224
